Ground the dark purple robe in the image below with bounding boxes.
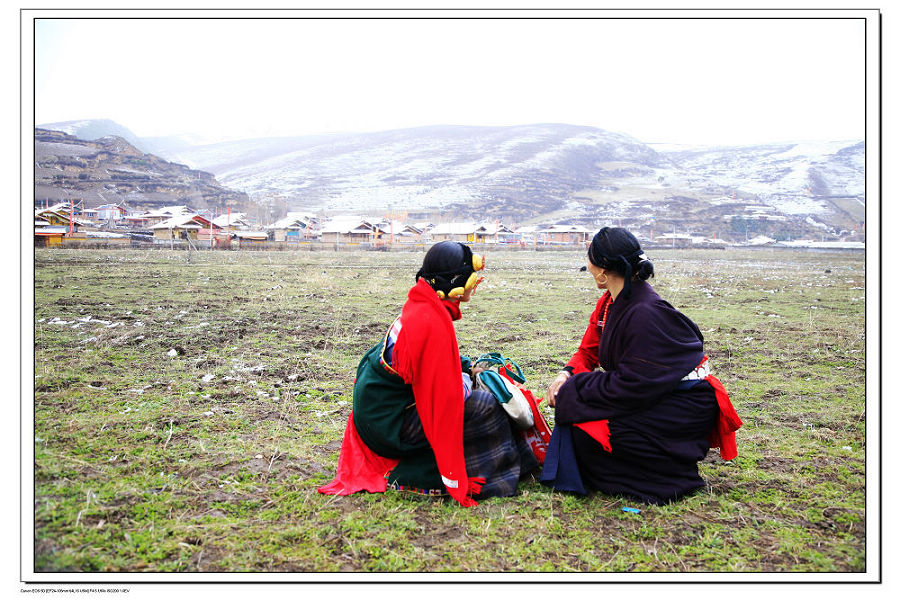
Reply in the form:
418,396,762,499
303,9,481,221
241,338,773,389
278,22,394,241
546,280,719,504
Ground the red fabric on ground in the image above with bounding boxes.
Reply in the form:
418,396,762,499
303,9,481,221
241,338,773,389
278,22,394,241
317,413,398,495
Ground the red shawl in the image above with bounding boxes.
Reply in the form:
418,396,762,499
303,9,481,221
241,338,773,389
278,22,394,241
318,278,483,506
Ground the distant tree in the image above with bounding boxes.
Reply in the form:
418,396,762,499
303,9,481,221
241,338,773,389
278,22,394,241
729,216,760,236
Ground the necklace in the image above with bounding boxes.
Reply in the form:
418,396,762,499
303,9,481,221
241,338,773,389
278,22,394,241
598,292,613,335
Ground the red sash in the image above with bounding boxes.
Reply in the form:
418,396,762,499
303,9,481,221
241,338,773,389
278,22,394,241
704,374,742,460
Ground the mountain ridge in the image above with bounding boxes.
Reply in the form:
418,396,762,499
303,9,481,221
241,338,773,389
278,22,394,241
37,119,865,241
34,127,251,214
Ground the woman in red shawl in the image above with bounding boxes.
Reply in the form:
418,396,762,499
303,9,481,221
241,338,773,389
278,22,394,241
541,227,742,504
319,242,538,507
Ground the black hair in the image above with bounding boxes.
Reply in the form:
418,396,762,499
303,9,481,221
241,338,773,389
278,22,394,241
416,241,475,296
587,227,654,298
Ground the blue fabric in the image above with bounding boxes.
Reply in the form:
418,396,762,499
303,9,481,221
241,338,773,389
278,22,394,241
538,425,587,495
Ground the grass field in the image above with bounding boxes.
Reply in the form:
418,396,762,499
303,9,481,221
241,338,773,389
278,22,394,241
30,247,868,575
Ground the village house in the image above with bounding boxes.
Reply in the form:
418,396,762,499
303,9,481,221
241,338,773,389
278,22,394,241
414,222,434,236
429,222,476,243
319,217,381,244
514,225,539,245
80,207,99,222
317,216,430,244
35,211,130,246
149,213,216,241
83,203,128,224
212,212,252,231
34,224,68,247
474,222,517,244
35,204,94,246
318,220,347,244
538,224,593,245
348,221,382,244
394,222,425,243
121,212,152,229
124,205,194,229
231,230,270,247
270,214,316,242
653,232,696,248
368,219,408,244
34,207,93,230
195,227,236,248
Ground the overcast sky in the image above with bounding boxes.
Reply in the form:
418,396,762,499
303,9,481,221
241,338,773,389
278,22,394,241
33,14,867,146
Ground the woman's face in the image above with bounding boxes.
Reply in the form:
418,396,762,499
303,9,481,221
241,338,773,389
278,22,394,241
458,271,482,303
587,262,608,290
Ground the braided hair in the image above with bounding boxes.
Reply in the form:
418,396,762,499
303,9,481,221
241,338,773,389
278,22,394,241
587,227,654,298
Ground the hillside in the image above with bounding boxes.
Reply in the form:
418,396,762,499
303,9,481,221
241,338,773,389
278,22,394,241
657,141,866,230
34,128,251,213
37,120,865,241
158,124,667,222
37,119,149,153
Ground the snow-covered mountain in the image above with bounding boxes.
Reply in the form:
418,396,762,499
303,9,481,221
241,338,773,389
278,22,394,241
38,119,149,153
156,124,665,219
656,141,865,217
36,119,228,160
37,119,865,238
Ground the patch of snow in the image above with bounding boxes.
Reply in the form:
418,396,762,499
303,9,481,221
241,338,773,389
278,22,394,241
805,217,830,230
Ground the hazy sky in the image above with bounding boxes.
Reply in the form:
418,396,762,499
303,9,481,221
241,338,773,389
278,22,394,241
33,14,868,146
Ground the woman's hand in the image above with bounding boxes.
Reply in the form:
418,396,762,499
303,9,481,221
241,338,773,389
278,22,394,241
546,371,571,407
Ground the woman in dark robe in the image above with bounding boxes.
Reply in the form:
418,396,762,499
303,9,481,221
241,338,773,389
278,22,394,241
540,227,742,504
